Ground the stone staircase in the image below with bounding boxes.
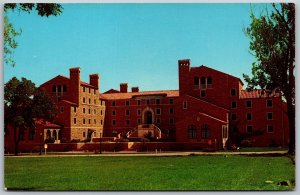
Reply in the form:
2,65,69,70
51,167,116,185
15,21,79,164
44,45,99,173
126,124,162,138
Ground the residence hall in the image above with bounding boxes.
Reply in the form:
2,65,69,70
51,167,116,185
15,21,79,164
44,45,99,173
5,59,289,152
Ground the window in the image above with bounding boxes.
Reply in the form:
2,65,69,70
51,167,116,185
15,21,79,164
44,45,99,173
267,125,274,133
100,120,103,125
52,85,56,92
74,118,76,124
74,107,77,113
169,118,174,124
88,119,91,124
83,97,86,103
137,100,141,105
231,88,236,96
112,120,116,125
137,118,141,124
146,99,150,105
156,118,161,124
156,99,161,105
169,98,174,105
88,108,91,114
201,90,206,97
89,98,91,104
231,113,237,120
246,100,252,108
83,132,86,138
267,99,273,107
112,101,116,106
231,101,237,109
94,132,96,137
169,108,174,114
201,124,211,138
183,101,187,109
207,76,212,88
200,76,206,89
58,85,62,93
267,112,273,120
94,89,96,95
83,108,86,113
63,85,67,92
126,119,130,125
156,108,161,115
188,125,197,139
60,106,64,113
89,88,91,93
194,77,199,85
125,100,130,106
94,109,96,114
112,110,116,116
94,99,96,105
100,110,103,115
125,110,130,116
247,113,252,120
83,87,85,92
83,118,86,124
246,125,253,133
137,109,141,116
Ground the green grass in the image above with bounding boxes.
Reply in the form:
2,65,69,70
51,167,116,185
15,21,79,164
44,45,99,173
235,147,288,152
4,155,295,191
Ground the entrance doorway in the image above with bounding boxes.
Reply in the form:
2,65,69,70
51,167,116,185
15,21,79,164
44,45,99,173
145,111,153,124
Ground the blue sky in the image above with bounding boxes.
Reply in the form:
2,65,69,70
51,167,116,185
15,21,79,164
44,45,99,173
4,3,263,92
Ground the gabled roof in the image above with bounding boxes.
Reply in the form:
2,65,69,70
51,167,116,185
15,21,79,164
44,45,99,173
101,90,179,100
34,118,61,128
192,65,244,85
240,89,281,99
104,89,121,94
40,75,96,88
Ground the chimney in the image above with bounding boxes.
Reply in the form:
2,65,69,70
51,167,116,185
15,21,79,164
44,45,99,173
89,74,99,89
131,87,139,92
120,83,128,93
69,67,81,105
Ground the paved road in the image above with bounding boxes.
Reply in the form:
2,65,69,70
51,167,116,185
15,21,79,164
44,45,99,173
5,150,288,157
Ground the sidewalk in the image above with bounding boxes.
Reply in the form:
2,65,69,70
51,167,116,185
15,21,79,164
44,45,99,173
4,150,288,157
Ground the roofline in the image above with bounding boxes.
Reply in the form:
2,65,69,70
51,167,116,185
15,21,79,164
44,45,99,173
185,94,229,111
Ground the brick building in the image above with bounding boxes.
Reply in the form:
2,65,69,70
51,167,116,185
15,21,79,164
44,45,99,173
4,59,289,152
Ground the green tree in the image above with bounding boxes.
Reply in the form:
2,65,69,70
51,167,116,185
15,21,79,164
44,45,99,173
4,77,57,155
4,3,63,67
243,3,295,154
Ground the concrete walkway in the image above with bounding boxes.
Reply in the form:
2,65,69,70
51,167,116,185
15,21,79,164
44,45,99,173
5,150,288,157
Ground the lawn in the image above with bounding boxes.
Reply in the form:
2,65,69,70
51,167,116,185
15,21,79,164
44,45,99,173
4,155,295,191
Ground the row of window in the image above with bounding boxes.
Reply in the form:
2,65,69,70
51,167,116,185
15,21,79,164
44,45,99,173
188,124,211,139
70,107,104,115
246,125,274,133
194,76,213,89
52,85,67,93
111,108,174,116
111,98,174,106
231,112,273,121
82,86,97,95
231,99,273,109
111,118,175,126
82,97,98,105
74,118,103,125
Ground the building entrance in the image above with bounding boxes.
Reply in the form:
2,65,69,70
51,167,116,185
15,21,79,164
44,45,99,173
145,111,153,124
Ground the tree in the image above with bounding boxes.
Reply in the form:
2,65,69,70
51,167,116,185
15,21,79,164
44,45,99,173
4,77,57,155
4,3,63,67
243,3,295,154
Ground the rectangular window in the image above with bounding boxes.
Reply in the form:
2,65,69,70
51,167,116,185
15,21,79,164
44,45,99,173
88,119,91,124
83,108,86,114
169,118,174,124
74,118,76,124
183,101,187,109
137,99,141,105
169,108,174,114
60,106,64,113
112,110,116,116
231,113,237,121
246,125,253,133
156,108,161,115
247,113,252,120
231,88,236,96
231,101,237,109
267,99,273,107
83,97,86,103
125,100,130,106
137,109,141,116
137,118,141,124
83,118,86,124
83,132,86,138
101,120,103,125
89,98,91,104
156,99,161,105
88,108,91,114
246,100,252,108
188,129,197,139
125,110,130,116
83,87,85,92
146,99,150,105
94,99,96,104
201,90,206,97
267,112,273,120
112,120,116,125
74,107,77,113
267,125,274,133
112,101,116,106
100,110,103,115
94,109,96,114
156,118,161,124
169,98,174,105
126,119,130,125
94,119,96,124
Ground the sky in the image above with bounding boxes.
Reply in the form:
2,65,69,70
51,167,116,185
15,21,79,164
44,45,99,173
4,3,264,93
